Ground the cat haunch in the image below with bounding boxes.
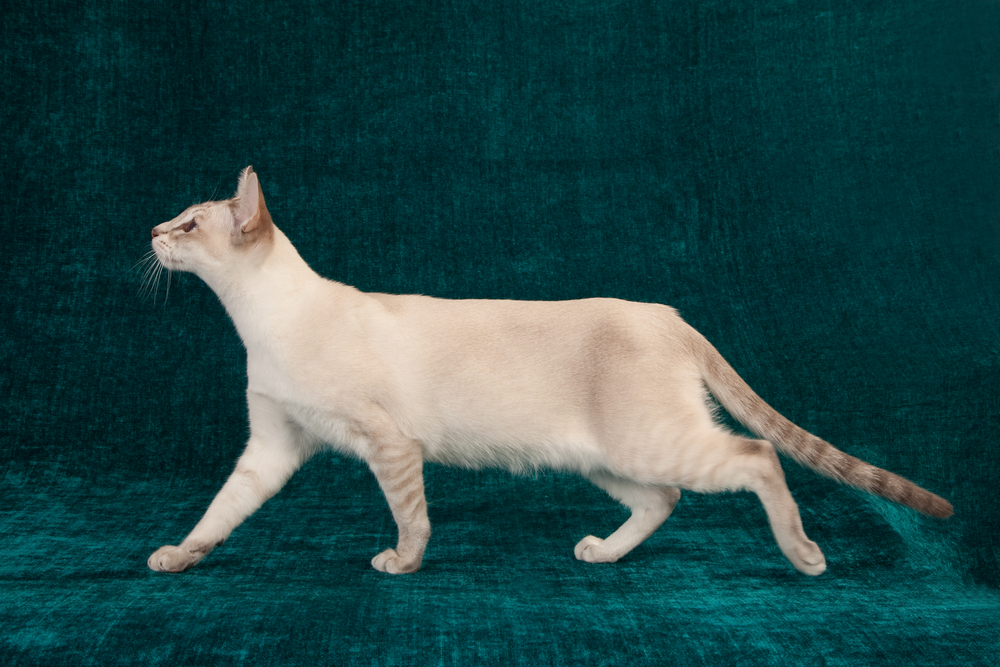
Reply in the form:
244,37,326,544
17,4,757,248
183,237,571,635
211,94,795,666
147,167,952,576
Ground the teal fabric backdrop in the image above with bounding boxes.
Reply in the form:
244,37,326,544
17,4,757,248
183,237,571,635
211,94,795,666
2,0,998,664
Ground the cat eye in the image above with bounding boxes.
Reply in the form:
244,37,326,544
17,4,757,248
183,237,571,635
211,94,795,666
181,220,198,233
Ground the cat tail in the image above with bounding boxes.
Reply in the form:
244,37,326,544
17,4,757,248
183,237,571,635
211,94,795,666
698,344,953,519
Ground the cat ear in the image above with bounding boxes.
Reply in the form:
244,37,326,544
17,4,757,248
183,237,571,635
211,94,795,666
232,166,263,233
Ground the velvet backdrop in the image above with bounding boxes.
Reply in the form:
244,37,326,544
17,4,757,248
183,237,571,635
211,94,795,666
2,0,998,664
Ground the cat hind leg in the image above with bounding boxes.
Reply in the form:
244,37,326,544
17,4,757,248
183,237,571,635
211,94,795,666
574,474,681,564
714,437,826,576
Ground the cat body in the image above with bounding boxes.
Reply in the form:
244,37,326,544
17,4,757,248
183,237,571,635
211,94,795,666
248,286,693,477
147,167,952,576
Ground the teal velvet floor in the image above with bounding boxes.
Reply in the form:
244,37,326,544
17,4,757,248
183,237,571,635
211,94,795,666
3,463,998,665
2,0,999,664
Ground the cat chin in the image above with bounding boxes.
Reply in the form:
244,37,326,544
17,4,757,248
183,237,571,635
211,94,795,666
153,252,184,270
151,246,174,266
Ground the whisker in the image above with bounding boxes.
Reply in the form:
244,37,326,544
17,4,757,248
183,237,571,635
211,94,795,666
135,250,155,266
139,258,160,298
139,258,164,303
136,263,151,298
130,256,157,291
129,250,157,273
140,258,159,283
153,264,164,304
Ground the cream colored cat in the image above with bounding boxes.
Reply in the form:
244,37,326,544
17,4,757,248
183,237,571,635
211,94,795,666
146,167,952,576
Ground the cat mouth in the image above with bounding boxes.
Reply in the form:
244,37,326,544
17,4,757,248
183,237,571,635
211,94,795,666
152,248,182,268
152,241,181,267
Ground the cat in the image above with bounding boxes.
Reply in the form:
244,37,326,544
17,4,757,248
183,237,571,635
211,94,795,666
146,166,952,576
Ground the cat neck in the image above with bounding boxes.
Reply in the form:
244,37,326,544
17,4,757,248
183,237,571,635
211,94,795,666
211,226,330,347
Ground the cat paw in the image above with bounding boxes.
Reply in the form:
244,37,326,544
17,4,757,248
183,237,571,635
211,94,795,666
147,545,201,573
574,535,620,563
371,548,421,574
792,539,827,576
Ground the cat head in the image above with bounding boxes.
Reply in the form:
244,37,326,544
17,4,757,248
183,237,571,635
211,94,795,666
151,166,274,281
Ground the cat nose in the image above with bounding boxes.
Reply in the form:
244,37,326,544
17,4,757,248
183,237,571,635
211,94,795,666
152,227,162,238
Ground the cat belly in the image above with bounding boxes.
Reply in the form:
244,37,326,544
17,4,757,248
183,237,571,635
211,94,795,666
248,351,612,474
266,390,608,475
417,418,609,475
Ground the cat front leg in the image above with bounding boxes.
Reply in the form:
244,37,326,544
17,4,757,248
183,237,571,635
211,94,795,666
148,392,310,573
364,423,430,574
